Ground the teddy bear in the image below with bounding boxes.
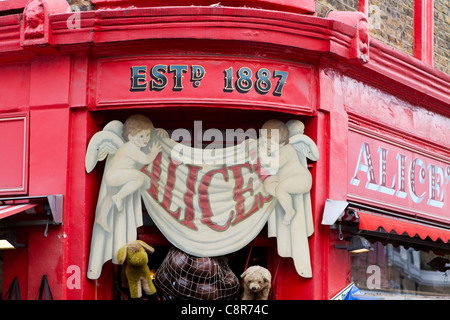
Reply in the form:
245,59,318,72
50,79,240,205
117,240,157,299
240,265,271,300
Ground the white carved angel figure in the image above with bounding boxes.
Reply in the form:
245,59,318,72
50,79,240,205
263,119,319,278
286,118,319,235
85,114,162,232
260,119,319,225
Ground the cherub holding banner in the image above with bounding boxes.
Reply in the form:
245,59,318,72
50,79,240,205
261,119,319,225
105,115,161,212
85,114,162,232
263,119,319,278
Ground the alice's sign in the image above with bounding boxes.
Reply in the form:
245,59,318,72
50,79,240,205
85,115,319,280
348,130,450,223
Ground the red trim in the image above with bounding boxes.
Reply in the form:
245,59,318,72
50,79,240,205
357,211,450,243
0,0,28,11
0,113,29,195
0,203,38,220
413,0,434,65
358,0,368,16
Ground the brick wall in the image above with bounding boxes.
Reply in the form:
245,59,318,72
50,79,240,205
315,0,449,74
434,0,450,74
315,0,358,16
368,0,414,56
66,0,94,11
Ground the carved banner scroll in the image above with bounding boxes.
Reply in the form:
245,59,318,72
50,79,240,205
86,116,319,280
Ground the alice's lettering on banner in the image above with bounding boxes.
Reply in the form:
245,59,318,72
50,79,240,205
141,154,273,231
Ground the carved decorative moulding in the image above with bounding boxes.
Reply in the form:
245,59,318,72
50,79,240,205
20,0,70,47
327,11,370,64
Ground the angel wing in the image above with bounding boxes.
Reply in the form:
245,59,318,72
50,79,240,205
286,120,319,167
289,134,320,167
85,120,125,173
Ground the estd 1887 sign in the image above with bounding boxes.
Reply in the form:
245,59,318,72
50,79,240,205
130,64,289,96
91,57,314,112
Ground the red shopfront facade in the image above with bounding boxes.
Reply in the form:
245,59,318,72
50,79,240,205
0,0,449,300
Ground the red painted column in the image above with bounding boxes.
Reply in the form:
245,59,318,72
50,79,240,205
358,0,368,16
414,0,434,65
64,109,114,300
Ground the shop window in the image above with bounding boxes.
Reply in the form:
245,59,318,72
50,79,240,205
351,241,450,299
113,238,274,300
111,199,274,300
112,206,275,300
93,108,311,300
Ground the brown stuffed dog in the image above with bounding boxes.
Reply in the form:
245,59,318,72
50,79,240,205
241,266,271,300
117,240,157,299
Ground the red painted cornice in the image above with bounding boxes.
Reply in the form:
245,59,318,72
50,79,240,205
49,6,366,62
0,5,448,114
364,39,449,112
0,0,28,11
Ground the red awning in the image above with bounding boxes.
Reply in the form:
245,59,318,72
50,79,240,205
0,203,38,220
357,211,450,243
